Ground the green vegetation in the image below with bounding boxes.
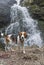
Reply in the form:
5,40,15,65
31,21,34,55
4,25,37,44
21,0,44,20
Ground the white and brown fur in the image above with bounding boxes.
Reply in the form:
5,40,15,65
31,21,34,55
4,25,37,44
5,34,17,52
17,32,27,54
1,33,17,51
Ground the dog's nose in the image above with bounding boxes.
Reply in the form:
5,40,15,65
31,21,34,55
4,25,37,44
21,37,24,40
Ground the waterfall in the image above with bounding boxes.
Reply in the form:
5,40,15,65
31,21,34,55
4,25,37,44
16,0,20,5
5,0,42,47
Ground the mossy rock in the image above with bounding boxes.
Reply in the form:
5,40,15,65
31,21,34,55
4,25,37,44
38,20,44,31
24,1,30,6
21,1,30,6
40,7,44,14
30,5,40,12
41,16,44,20
39,2,44,7
30,4,44,20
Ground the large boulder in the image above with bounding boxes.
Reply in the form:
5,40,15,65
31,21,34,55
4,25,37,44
0,0,17,28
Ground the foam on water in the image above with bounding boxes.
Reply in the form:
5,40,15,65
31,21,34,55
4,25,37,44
16,0,20,5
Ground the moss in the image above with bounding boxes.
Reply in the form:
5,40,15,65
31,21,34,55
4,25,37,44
24,2,30,6
21,0,44,20
40,7,44,14
30,5,40,12
38,20,44,33
39,2,44,6
21,1,30,7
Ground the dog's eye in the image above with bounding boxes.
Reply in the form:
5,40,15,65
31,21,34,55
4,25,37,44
24,32,27,38
19,32,22,36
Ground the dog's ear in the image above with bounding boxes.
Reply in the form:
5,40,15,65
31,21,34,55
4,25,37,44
5,34,8,38
24,32,27,38
19,32,22,36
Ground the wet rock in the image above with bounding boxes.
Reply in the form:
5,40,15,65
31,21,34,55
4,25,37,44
0,0,17,28
30,44,39,48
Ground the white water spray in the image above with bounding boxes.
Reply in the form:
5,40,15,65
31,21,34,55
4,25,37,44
16,0,20,5
5,0,42,47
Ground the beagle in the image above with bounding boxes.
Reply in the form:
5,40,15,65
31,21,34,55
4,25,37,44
4,34,17,52
17,32,27,54
1,33,17,51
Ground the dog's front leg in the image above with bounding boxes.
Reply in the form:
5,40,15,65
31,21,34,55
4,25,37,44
22,43,25,54
17,36,20,52
23,47,25,54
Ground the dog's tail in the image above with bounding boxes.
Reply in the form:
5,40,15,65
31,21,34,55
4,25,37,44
0,32,4,38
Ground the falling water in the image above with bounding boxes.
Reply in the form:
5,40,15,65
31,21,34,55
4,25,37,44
5,0,42,47
16,0,20,5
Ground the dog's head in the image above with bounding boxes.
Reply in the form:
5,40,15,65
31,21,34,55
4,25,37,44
19,32,27,41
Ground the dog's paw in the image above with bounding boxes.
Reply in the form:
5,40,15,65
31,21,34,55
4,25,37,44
23,51,25,54
11,48,15,52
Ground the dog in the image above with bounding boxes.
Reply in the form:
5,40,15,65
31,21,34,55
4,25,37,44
17,32,27,54
5,34,17,52
1,33,17,52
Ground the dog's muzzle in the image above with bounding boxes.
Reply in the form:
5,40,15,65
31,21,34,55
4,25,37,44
21,37,24,41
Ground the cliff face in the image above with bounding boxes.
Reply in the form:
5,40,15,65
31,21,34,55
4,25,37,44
0,0,17,28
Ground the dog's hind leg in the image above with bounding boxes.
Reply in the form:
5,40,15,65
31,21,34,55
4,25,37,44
5,44,8,52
